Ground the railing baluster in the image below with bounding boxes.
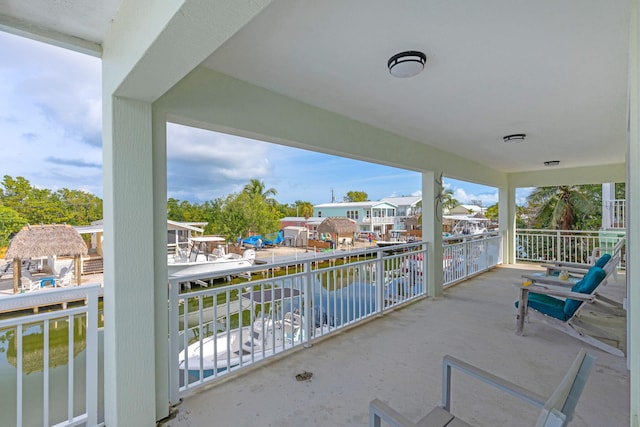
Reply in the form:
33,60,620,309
170,243,429,396
303,262,312,347
44,320,49,426
0,284,101,427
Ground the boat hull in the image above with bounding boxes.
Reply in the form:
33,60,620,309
168,257,253,277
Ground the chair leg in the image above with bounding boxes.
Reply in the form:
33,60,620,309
564,321,625,357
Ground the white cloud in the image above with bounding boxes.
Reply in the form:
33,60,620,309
1,32,512,208
449,185,498,207
0,32,103,196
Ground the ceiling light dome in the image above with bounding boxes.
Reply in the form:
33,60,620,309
388,51,427,78
503,134,526,143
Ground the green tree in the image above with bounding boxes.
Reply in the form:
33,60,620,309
0,175,97,225
297,201,314,219
55,188,103,225
526,185,599,230
212,192,281,240
441,189,458,212
243,178,277,204
485,203,498,221
344,191,368,202
0,206,28,246
0,175,36,213
484,203,528,228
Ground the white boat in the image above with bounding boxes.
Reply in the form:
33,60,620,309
376,230,408,247
178,288,328,379
444,215,490,237
168,236,256,277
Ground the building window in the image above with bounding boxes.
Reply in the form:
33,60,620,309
318,211,322,217
346,210,359,220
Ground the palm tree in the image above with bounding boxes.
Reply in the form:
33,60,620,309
526,185,596,230
298,202,313,220
441,189,458,213
243,179,278,204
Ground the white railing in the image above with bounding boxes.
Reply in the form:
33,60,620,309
0,284,102,427
515,229,625,265
169,242,427,401
361,217,395,224
603,199,626,229
443,232,502,286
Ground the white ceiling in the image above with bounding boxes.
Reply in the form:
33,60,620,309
1,0,631,174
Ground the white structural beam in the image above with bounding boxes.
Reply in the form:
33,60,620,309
104,0,272,103
0,12,102,57
157,67,508,188
102,97,156,426
423,171,443,297
628,0,639,425
101,0,272,424
498,186,516,265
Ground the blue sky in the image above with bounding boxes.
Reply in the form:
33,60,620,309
1,31,531,208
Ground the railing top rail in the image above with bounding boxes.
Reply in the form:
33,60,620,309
168,242,427,285
170,243,429,298
516,229,605,235
443,231,500,243
0,283,102,313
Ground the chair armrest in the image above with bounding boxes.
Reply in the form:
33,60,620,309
540,265,589,276
441,355,546,412
521,274,574,287
516,284,595,301
370,398,417,427
541,260,591,270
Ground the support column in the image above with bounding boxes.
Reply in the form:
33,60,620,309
628,0,639,424
152,111,169,416
602,182,615,229
423,171,443,297
103,96,157,425
498,185,516,264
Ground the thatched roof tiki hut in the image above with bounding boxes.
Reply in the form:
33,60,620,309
5,224,88,293
316,217,358,242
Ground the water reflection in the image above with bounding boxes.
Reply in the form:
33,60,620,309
4,317,86,374
0,316,104,426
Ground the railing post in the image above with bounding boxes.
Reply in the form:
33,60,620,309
556,230,561,261
422,242,428,296
85,286,99,427
168,279,180,405
303,261,313,348
462,238,468,278
375,250,384,316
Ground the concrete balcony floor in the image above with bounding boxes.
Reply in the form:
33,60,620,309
170,264,629,427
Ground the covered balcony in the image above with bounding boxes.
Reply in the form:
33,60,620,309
0,1,637,426
175,264,628,426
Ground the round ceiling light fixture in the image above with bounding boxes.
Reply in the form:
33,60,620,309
388,51,427,78
503,134,526,143
544,160,560,167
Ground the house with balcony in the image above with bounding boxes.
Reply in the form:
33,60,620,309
0,2,638,427
381,196,422,231
314,201,397,237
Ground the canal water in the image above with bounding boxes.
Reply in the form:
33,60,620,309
0,317,104,426
0,273,420,425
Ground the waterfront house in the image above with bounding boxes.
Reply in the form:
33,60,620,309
381,196,422,232
314,201,398,237
279,216,325,240
1,2,637,426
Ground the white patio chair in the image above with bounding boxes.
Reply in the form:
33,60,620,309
370,349,595,427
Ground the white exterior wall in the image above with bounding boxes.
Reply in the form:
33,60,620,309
101,1,273,424
629,1,639,425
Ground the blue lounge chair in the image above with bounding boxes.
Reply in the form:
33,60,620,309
515,266,624,356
